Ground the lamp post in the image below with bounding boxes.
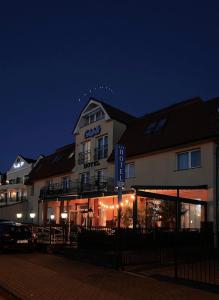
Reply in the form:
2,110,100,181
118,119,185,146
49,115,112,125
88,208,94,228
61,212,68,244
50,214,55,222
29,212,36,223
82,210,88,227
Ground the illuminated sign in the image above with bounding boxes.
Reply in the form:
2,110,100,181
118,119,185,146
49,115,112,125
84,125,101,139
115,144,126,187
84,161,100,169
13,161,24,169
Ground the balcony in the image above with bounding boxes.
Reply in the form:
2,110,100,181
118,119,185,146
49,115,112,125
0,177,26,190
40,177,115,199
94,145,108,161
0,196,27,206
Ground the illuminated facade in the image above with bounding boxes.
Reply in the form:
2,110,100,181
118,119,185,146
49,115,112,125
31,97,219,231
0,155,41,221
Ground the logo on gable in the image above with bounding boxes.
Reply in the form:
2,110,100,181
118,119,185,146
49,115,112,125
84,125,101,139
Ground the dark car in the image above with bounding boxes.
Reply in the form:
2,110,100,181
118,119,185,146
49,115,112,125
0,221,33,252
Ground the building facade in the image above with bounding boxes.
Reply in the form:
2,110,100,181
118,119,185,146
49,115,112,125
0,155,40,221
2,97,218,232
35,97,219,233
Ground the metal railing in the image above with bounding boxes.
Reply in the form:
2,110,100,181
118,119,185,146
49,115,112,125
40,177,115,198
0,196,27,205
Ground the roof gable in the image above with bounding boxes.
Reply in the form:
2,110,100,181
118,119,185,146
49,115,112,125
27,143,75,183
73,98,136,134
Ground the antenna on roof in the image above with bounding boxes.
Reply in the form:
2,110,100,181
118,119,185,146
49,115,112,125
76,85,114,103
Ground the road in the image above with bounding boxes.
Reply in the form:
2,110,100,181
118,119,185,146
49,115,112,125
0,252,218,300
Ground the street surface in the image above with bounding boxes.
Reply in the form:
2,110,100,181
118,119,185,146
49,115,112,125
0,252,218,300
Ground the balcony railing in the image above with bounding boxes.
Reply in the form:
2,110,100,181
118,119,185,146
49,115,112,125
94,145,108,161
0,196,27,206
40,177,115,198
78,151,91,165
0,178,25,186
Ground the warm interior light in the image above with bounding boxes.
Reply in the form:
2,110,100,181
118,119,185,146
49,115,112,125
50,214,55,220
61,212,68,219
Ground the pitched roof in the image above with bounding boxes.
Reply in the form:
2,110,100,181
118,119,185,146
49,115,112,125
19,156,36,164
27,143,75,183
73,98,136,134
109,97,219,160
94,98,136,124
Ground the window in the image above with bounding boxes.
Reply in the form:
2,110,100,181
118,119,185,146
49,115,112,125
177,149,201,170
145,118,167,134
96,169,107,183
85,109,105,125
80,172,90,184
125,163,135,178
62,177,70,191
30,184,34,196
82,141,91,163
46,180,53,190
95,135,108,160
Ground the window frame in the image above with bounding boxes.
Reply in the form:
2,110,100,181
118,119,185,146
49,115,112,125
125,162,135,179
176,149,201,171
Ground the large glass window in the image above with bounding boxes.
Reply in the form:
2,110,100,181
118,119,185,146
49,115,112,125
177,149,201,170
95,135,108,160
125,163,135,178
82,141,91,163
78,141,91,164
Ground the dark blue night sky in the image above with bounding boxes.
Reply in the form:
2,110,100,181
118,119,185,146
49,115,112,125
1,0,219,171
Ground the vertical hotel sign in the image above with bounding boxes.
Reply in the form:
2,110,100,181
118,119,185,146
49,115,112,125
115,144,126,188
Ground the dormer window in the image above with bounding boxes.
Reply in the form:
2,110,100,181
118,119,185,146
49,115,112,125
145,118,167,134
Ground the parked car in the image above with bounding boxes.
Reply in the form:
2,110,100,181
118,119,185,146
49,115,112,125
0,221,33,252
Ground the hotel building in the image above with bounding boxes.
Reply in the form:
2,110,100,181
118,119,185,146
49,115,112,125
27,97,219,233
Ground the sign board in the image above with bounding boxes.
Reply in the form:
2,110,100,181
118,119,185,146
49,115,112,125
84,125,101,139
115,144,126,188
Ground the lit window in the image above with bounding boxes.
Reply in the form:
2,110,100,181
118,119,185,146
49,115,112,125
125,163,135,178
177,149,201,170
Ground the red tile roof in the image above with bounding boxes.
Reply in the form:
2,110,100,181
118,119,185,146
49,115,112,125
27,143,75,183
109,97,219,160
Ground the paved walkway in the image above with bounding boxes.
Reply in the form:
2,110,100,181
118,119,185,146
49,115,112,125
0,253,218,300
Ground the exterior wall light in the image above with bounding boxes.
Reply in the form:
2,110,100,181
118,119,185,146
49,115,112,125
50,214,55,220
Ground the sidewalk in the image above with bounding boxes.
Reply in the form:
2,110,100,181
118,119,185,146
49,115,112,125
0,253,218,300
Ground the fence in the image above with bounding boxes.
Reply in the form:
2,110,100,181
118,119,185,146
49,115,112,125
32,224,219,286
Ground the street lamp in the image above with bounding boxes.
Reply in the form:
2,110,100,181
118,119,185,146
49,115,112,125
16,213,22,220
50,214,55,221
30,212,36,221
88,208,94,228
61,212,68,244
